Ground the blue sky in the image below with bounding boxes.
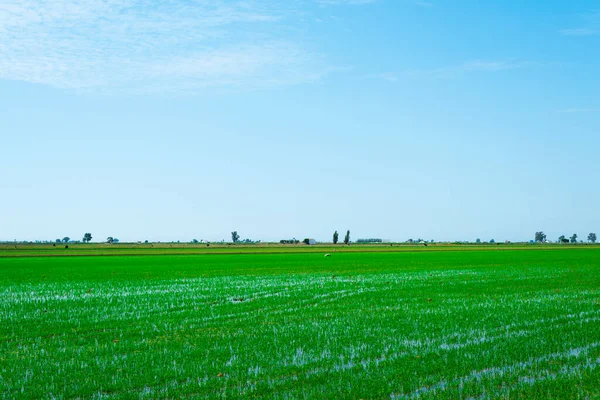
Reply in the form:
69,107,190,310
1,0,599,243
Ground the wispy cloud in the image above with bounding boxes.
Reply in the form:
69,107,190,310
559,28,597,36
0,0,364,92
317,0,376,5
556,108,600,114
371,72,399,82
459,60,533,72
414,1,433,7
372,59,534,82
560,11,600,36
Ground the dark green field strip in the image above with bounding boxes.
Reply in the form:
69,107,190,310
0,243,594,258
1,248,599,283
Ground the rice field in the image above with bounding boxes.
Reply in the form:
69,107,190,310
1,249,599,398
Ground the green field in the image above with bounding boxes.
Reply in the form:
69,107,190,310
0,242,589,258
2,248,600,398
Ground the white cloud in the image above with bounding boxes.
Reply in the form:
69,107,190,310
559,28,597,36
0,1,340,92
414,1,433,7
317,0,376,6
460,60,533,72
556,108,600,113
369,59,535,84
385,59,534,80
370,72,399,82
560,11,600,36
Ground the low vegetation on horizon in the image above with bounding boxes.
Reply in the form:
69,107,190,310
2,229,598,247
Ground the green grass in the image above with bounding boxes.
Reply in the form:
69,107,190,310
1,249,599,398
0,242,592,258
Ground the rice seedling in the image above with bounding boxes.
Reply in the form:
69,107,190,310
1,249,599,398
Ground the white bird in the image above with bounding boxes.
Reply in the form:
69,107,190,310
324,253,331,257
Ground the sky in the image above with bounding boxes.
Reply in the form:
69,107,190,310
1,0,599,243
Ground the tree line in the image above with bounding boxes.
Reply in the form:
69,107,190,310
43,230,598,245
54,233,123,244
535,231,596,244
55,233,93,244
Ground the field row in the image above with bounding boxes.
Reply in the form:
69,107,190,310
0,243,592,258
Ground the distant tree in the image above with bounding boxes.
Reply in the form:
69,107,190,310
570,234,578,244
62,237,70,243
82,233,92,243
55,239,61,243
333,231,339,245
231,231,240,243
476,238,481,244
558,235,566,243
144,240,149,244
192,239,199,244
303,238,310,245
588,233,597,243
344,230,350,245
106,237,114,244
490,239,495,244
535,231,546,243
113,238,119,243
